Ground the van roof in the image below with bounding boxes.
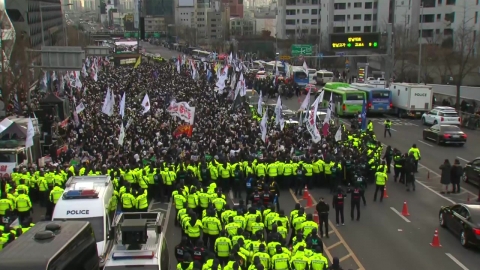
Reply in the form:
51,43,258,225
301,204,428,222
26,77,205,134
0,221,92,270
53,176,112,218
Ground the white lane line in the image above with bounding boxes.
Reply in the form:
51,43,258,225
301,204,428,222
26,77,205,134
456,156,470,163
415,180,455,204
390,207,412,223
445,253,469,270
391,128,398,131
417,140,434,147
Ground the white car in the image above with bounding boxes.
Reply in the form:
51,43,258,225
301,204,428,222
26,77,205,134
256,71,267,79
421,106,461,125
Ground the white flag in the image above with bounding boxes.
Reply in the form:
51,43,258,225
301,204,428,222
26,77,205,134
176,60,181,74
118,124,125,146
120,92,126,119
306,94,322,143
335,126,342,142
25,117,35,148
101,89,111,115
299,88,311,111
239,73,247,97
108,91,115,116
260,110,268,143
141,93,151,114
76,103,85,114
257,92,263,115
303,61,309,76
275,95,282,125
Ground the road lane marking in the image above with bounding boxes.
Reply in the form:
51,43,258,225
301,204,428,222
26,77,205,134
417,164,478,201
339,254,352,262
289,189,366,270
161,198,173,235
414,179,455,204
456,156,470,163
326,241,342,250
417,140,433,147
445,253,469,270
390,207,412,223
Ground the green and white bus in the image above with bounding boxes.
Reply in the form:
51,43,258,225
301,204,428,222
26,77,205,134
322,82,366,116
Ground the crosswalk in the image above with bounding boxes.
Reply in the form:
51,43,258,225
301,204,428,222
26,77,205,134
369,118,420,126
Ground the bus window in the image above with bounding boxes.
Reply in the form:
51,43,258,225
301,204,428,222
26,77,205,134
346,93,364,101
294,72,307,79
371,91,390,99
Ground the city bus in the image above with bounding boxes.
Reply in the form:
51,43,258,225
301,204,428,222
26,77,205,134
322,82,366,116
291,66,309,86
349,83,392,114
265,61,285,74
191,49,211,60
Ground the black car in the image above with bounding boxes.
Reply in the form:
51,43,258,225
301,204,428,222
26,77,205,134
461,157,480,186
422,124,467,146
439,204,480,248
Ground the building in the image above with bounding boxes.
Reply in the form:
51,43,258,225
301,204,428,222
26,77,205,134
230,17,256,36
144,0,174,17
192,0,230,48
276,0,321,40
392,0,480,45
144,16,167,32
222,0,243,18
6,0,65,48
174,0,194,28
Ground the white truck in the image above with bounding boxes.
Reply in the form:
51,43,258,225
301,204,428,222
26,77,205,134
103,212,168,270
390,83,433,118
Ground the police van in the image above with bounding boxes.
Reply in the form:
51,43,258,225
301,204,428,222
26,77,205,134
51,175,116,267
0,220,100,270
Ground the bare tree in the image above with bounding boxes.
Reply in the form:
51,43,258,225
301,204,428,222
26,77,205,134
7,32,30,103
392,25,417,81
440,3,480,108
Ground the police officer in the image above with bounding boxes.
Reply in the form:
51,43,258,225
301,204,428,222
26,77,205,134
214,230,232,266
175,236,193,263
405,153,416,192
384,119,392,137
408,144,421,172
0,193,13,223
332,187,346,226
136,188,149,211
373,169,388,202
271,245,290,270
15,190,32,228
348,183,364,221
47,183,64,218
309,246,329,270
393,150,405,183
316,197,330,238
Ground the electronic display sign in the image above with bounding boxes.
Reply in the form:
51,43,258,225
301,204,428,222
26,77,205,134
330,33,381,50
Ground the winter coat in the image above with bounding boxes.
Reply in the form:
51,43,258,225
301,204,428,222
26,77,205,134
450,164,463,183
439,163,452,185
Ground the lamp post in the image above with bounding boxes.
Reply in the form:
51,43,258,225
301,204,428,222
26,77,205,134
39,3,72,47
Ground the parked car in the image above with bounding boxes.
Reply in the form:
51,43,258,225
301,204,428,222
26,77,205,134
461,157,480,186
439,203,480,248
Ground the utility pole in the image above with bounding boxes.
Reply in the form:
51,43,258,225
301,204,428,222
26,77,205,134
137,0,141,53
0,21,5,98
417,1,424,83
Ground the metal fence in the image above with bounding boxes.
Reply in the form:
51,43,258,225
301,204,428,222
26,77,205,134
459,111,480,130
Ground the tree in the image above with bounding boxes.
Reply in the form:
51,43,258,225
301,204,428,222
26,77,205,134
392,25,418,81
439,2,480,108
6,31,30,104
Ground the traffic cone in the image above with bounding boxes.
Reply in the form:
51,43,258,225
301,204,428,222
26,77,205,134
383,186,389,198
430,229,442,247
401,201,410,216
303,185,310,200
313,211,320,224
306,194,313,208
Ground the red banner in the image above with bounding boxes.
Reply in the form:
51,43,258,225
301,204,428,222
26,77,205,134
173,124,193,138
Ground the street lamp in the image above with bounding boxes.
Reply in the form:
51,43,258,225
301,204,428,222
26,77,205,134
39,3,72,47
417,2,424,83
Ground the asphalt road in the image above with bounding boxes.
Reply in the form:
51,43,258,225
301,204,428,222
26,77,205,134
141,41,179,59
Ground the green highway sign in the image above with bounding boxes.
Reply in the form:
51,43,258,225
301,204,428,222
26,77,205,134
291,44,313,56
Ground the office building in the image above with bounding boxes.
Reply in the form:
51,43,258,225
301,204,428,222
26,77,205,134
191,0,230,47
222,0,243,18
276,0,322,40
230,17,256,36
6,0,65,48
144,0,174,17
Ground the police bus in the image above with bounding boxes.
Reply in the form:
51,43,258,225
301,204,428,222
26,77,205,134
0,221,100,270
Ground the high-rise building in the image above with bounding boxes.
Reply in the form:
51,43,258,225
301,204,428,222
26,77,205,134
144,0,174,17
222,0,243,18
6,0,65,48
